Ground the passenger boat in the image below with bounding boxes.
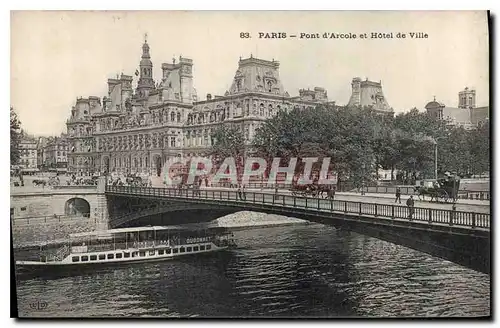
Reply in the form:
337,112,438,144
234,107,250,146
15,225,236,275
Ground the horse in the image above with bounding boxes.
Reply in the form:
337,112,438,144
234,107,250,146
32,179,47,187
413,186,438,202
315,185,334,199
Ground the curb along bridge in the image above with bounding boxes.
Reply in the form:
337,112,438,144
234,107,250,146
105,185,490,274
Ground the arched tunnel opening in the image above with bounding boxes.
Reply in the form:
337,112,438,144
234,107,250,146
65,197,91,217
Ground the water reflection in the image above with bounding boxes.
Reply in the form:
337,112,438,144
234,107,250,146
14,224,490,317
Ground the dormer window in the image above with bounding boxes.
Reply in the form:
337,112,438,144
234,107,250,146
267,81,272,92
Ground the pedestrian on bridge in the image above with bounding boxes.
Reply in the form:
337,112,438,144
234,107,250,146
238,185,243,200
406,195,415,219
241,185,247,200
329,187,336,200
395,187,401,204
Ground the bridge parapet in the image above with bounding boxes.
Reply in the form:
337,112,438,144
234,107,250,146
105,185,490,232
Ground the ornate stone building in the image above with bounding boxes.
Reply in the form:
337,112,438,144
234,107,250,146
425,87,489,130
43,134,69,172
347,77,393,114
66,39,331,176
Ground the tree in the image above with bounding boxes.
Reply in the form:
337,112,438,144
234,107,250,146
469,122,490,176
392,108,449,182
210,124,246,178
10,107,21,166
253,105,378,187
252,107,329,178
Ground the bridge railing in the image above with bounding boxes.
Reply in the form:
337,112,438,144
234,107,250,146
185,182,490,200
105,185,490,230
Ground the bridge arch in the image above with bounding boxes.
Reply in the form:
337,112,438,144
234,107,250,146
65,197,91,217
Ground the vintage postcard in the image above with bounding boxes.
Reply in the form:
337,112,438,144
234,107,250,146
10,11,490,318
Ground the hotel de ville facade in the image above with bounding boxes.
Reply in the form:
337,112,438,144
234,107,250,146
66,38,392,177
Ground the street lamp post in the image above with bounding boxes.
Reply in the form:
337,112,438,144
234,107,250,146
361,163,366,195
434,142,438,180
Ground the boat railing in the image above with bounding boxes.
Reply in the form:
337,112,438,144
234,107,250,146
43,244,70,262
132,241,157,249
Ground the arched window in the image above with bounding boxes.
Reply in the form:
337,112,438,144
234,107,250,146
139,157,143,167
145,156,149,168
177,112,181,122
171,112,175,122
268,104,273,117
260,104,264,116
134,158,138,168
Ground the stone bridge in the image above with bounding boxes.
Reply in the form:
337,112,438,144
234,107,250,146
105,185,491,274
10,180,109,236
9,180,491,274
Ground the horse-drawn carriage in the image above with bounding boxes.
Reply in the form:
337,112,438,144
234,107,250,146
289,183,334,199
414,175,460,203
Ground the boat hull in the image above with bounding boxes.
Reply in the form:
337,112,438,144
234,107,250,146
15,245,231,279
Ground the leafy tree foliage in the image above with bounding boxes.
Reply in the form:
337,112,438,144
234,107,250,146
210,124,246,177
10,107,21,165
250,104,489,185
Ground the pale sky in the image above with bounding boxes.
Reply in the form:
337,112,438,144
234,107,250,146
11,11,489,136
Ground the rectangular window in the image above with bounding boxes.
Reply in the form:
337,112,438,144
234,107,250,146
107,254,114,259
206,245,211,250
173,248,178,254
200,245,205,251
186,247,192,252
72,256,80,262
81,256,89,262
180,247,185,253
193,246,199,251
139,251,146,257
166,248,172,254
149,250,155,256
98,254,105,260
158,249,164,255
124,252,130,258
90,255,97,261
115,253,123,259
132,252,138,258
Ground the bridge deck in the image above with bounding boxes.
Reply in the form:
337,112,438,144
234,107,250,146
105,186,490,232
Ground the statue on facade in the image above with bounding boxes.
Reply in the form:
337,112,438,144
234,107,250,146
152,134,158,148
158,134,164,148
138,134,144,149
132,135,137,149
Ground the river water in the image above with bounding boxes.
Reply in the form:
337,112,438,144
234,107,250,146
14,223,490,318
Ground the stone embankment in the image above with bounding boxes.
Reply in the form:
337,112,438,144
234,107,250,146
12,216,97,249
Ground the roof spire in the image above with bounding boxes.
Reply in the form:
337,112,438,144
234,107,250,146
433,95,436,101
144,32,148,43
